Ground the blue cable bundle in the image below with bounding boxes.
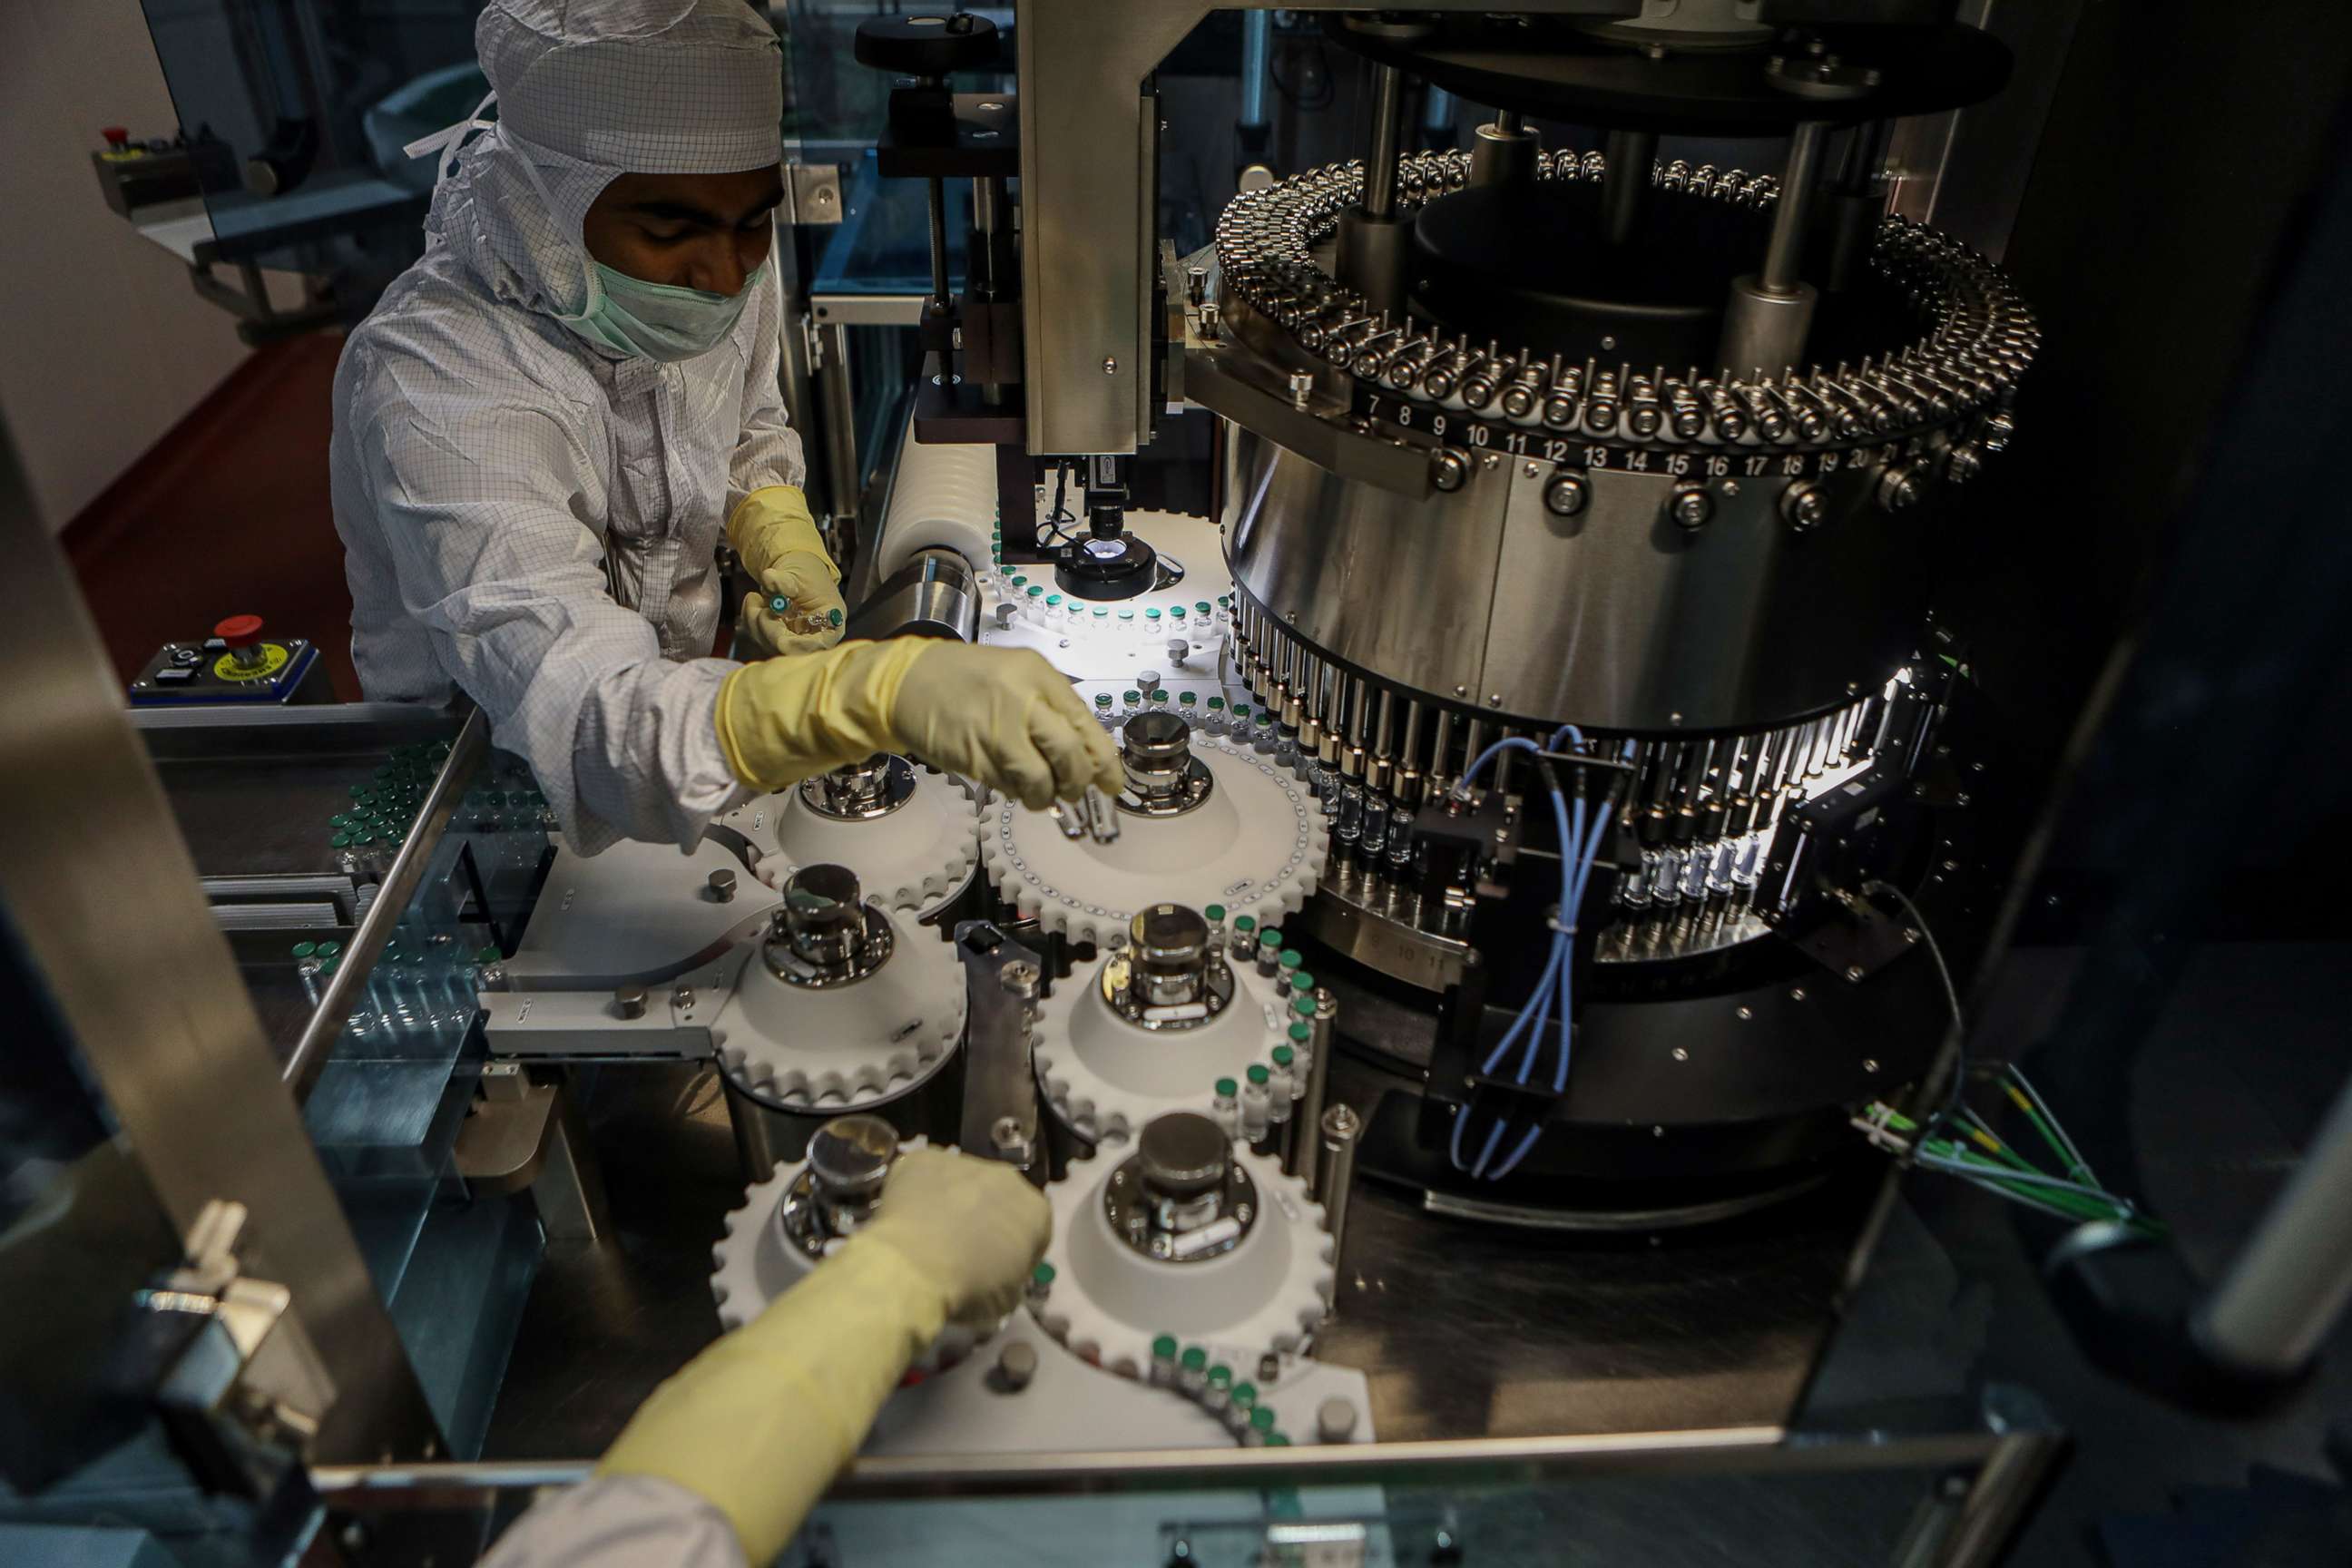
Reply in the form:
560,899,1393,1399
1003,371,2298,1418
1446,726,1627,1182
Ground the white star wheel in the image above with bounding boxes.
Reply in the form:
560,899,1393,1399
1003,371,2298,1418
1030,1141,1333,1382
744,762,981,919
711,1136,985,1374
984,730,1328,948
709,905,965,1111
1034,954,1293,1145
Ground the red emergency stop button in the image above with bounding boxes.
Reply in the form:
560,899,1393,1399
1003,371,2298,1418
101,127,130,151
215,614,265,650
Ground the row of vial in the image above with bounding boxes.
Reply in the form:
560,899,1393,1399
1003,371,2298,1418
1200,912,1325,1161
293,936,505,1039
1019,1265,1294,1444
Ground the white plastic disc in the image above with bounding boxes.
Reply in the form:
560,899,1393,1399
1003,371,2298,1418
985,729,1328,948
1034,953,1293,1144
1033,1141,1332,1382
710,906,965,1111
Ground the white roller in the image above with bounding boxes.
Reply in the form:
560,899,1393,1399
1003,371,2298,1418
874,418,997,580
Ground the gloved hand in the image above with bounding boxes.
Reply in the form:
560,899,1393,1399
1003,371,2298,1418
728,485,845,657
857,1146,1054,1326
597,1149,1048,1564
714,639,1122,809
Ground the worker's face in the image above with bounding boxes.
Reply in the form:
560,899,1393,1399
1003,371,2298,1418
583,167,783,295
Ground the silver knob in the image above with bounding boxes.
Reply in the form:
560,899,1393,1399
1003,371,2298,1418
808,1114,899,1203
708,867,737,902
612,985,648,1020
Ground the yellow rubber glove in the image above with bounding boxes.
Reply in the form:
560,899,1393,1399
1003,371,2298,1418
714,640,1122,809
729,485,846,657
597,1150,1048,1564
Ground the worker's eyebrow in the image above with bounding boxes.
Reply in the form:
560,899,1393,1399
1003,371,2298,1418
624,190,785,228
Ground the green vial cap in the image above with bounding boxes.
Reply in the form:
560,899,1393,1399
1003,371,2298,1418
1095,693,1113,709
319,956,339,976
1291,972,1317,995
1247,1064,1271,1086
1231,1381,1258,1411
1260,928,1283,947
1124,691,1142,707
1145,607,1162,621
1291,995,1318,1019
1272,1045,1295,1069
768,593,791,615
290,941,317,959
827,607,842,628
1289,1023,1313,1044
317,940,342,957
1204,903,1226,921
1208,696,1225,711
330,832,352,849
1234,915,1257,935
1026,585,1044,599
475,944,502,963
1118,609,1135,622
1009,574,1027,587
1179,691,1197,707
1180,1346,1208,1373
1046,594,1063,607
1279,949,1304,970
1214,1076,1239,1098
1093,607,1108,619
1032,1261,1056,1287
1231,703,1250,720
1267,1433,1293,1446
1152,690,1170,703
1170,604,1186,619
1196,601,1213,616
1250,1406,1277,1434
1152,1334,1180,1361
1207,1364,1234,1391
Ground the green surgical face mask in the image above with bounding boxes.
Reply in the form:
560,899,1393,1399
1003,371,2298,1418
560,258,767,363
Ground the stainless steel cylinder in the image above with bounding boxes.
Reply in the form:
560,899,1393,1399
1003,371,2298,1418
781,864,867,969
1317,1104,1362,1263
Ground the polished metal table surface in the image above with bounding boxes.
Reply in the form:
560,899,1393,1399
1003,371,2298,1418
482,1049,1870,1457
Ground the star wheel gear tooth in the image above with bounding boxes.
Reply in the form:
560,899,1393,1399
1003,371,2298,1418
1029,1139,1334,1383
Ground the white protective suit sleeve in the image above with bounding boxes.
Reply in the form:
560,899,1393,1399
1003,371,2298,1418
478,1474,747,1568
728,263,807,522
350,381,749,852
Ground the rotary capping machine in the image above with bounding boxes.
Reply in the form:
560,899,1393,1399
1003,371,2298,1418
848,1,2034,1223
